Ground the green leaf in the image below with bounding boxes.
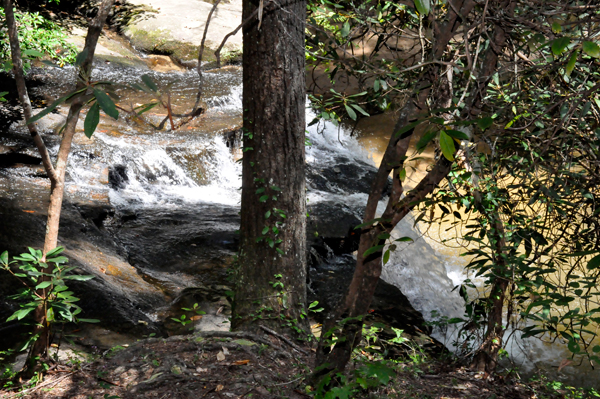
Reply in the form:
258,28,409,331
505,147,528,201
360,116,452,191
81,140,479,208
77,318,100,323
259,195,269,202
413,0,430,15
84,102,100,139
262,227,269,235
582,41,600,58
373,79,380,92
45,247,64,258
27,94,70,124
74,49,89,67
439,131,455,161
340,21,350,37
8,307,35,321
46,256,68,264
395,120,421,137
265,210,271,219
36,281,52,290
383,249,390,265
93,89,119,120
477,117,494,131
398,168,406,182
141,74,159,92
551,22,562,34
551,37,571,56
363,244,385,258
395,237,414,243
344,104,357,120
22,49,44,58
445,129,469,141
351,104,370,117
565,51,578,76
1,251,8,265
15,253,36,262
587,254,600,270
416,128,437,151
135,102,159,115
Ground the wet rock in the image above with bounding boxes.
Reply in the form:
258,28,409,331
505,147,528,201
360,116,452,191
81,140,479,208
124,0,243,65
0,192,166,345
307,201,362,263
108,164,129,189
113,204,240,292
306,155,391,197
308,254,429,337
0,152,42,167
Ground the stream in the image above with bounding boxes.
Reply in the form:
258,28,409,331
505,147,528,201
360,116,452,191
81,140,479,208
0,60,597,388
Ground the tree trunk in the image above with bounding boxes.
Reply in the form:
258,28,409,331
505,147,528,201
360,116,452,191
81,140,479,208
3,0,115,367
314,0,477,377
3,0,58,184
232,0,308,336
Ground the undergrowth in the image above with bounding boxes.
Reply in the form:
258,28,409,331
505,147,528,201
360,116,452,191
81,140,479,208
0,6,77,68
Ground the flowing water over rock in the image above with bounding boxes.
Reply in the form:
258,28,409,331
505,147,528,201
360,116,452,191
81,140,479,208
0,62,595,388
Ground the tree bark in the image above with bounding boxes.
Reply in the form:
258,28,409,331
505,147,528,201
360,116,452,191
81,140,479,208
2,0,115,367
232,0,308,336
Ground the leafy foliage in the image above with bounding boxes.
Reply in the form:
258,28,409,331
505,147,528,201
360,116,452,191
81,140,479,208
307,0,600,370
0,247,97,354
0,6,77,68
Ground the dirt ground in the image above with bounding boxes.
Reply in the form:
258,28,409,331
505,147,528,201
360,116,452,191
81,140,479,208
0,329,580,399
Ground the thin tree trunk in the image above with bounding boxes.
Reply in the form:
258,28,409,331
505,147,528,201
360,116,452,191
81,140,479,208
232,0,308,336
314,0,520,376
3,0,115,367
2,0,57,183
464,1,515,372
470,216,509,373
315,0,477,375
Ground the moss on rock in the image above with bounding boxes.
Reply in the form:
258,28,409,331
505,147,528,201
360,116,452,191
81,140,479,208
124,26,241,68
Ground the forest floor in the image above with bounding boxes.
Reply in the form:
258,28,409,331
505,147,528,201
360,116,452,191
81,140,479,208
0,330,591,399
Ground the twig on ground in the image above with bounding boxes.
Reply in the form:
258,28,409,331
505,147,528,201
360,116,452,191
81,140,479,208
259,325,308,355
97,376,121,386
269,375,304,387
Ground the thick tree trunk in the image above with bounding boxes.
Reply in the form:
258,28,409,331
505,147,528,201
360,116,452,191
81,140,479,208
3,0,115,367
232,0,308,336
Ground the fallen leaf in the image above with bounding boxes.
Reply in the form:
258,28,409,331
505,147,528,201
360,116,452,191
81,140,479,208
222,346,230,355
190,315,203,321
22,210,35,213
233,360,250,366
217,351,226,361
216,384,224,392
558,358,574,372
196,367,207,373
